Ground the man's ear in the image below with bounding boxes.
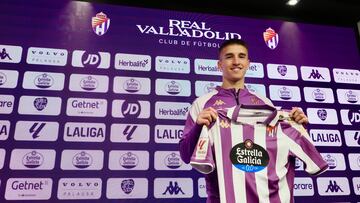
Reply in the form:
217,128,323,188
217,60,223,72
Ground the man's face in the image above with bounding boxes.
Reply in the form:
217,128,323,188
217,44,250,84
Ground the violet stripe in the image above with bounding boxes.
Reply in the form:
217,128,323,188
265,126,281,203
285,154,296,203
220,122,235,203
243,125,259,203
280,123,326,168
231,105,241,121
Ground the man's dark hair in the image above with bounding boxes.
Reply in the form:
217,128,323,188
219,39,249,55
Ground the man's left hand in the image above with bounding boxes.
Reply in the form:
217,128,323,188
289,107,308,124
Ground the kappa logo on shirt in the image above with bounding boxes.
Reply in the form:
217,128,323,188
213,100,225,106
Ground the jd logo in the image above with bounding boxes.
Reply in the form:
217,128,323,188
82,52,101,67
121,100,141,118
348,110,360,125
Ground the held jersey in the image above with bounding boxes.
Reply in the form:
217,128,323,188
190,105,328,203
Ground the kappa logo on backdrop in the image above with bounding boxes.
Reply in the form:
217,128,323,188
308,69,325,80
0,48,13,60
33,97,48,111
325,180,344,193
263,28,279,49
92,12,110,36
121,179,135,194
162,181,185,195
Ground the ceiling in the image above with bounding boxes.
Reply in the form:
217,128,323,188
83,0,360,27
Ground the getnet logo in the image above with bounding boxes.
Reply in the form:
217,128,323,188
154,178,193,198
26,47,68,66
194,58,220,76
309,129,342,147
92,12,110,36
61,150,104,170
337,89,360,105
155,56,190,74
64,122,105,143
18,96,62,116
301,66,331,82
108,150,149,170
66,98,107,117
321,153,346,171
155,125,183,144
154,151,191,170
245,62,264,78
14,121,59,141
106,178,148,199
72,50,110,69
112,100,150,119
0,44,22,63
57,178,102,200
110,123,150,143
340,109,360,125
0,120,10,141
5,178,53,200
333,68,360,84
0,69,18,88
156,79,191,97
22,71,65,91
317,177,350,196
304,87,334,103
263,28,279,49
293,177,314,196
307,108,338,125
114,53,151,71
269,85,301,102
267,64,298,80
155,101,190,120
69,74,109,93
113,76,151,95
0,94,14,114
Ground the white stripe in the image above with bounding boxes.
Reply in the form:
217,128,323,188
231,124,246,203
212,119,227,203
254,125,270,203
276,126,291,202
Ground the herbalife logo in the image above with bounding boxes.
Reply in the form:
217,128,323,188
308,69,324,79
121,179,135,194
34,97,48,111
162,181,185,195
114,53,151,71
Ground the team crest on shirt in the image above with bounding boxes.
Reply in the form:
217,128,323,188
250,97,262,105
230,139,269,172
219,119,230,128
213,99,225,106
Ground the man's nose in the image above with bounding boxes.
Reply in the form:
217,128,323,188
233,57,240,65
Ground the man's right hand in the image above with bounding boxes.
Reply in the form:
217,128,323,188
196,107,218,126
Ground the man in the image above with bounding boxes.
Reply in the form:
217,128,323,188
179,39,308,203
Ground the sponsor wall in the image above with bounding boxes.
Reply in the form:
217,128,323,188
0,0,360,202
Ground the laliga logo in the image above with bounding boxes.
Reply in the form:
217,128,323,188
263,28,279,49
92,12,110,36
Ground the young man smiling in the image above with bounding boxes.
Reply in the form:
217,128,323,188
179,39,308,203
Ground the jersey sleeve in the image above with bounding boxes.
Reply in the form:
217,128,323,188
281,121,328,175
179,98,204,164
190,125,216,174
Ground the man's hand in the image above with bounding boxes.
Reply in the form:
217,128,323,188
289,107,308,124
196,107,218,126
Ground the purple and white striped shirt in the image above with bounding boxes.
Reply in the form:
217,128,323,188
190,105,328,203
